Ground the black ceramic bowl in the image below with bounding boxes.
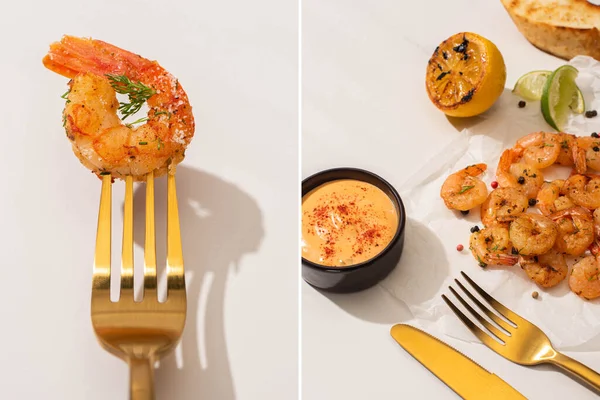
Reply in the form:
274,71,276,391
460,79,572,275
301,167,406,293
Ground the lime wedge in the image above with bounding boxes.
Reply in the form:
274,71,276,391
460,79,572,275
569,86,585,114
541,65,580,131
513,70,551,101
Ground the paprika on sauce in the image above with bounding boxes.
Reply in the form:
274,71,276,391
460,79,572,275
301,179,398,267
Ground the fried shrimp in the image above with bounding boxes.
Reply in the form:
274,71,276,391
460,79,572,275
556,133,576,166
469,225,518,267
563,174,600,209
519,249,567,288
509,214,557,255
480,187,528,227
440,164,488,211
440,131,600,299
536,180,574,216
43,35,195,180
516,132,560,169
572,137,600,174
569,252,600,300
496,149,544,199
593,208,600,238
549,206,594,256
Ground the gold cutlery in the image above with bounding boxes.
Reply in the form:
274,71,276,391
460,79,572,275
91,172,187,400
443,271,600,392
391,324,525,399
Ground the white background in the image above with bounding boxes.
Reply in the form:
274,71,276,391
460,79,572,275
302,0,600,399
0,1,298,399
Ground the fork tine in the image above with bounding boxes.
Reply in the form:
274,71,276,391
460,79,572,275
166,173,185,293
120,176,134,298
442,294,505,353
461,271,525,326
144,171,157,296
454,279,514,334
448,286,507,341
92,175,112,295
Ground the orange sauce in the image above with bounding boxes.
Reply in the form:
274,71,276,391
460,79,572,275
302,179,398,267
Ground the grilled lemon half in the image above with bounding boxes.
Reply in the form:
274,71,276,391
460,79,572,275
426,32,506,117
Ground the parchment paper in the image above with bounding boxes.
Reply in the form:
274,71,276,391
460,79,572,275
381,56,600,351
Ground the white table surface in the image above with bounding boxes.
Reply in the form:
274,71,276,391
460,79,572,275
302,1,600,399
0,1,298,399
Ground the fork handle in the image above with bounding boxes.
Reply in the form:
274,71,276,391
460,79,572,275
130,357,155,400
551,352,600,392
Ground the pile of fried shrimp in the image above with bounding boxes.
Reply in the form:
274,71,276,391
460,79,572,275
441,131,600,300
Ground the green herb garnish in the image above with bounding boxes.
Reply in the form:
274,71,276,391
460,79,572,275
459,185,475,194
106,74,155,120
125,116,149,128
139,141,148,145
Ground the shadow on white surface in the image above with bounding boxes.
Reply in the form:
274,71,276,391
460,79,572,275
131,166,264,400
445,88,527,134
321,219,448,324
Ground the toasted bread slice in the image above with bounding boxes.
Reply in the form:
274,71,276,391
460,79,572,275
501,0,600,61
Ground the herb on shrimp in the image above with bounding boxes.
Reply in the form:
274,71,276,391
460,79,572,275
61,89,71,103
125,116,149,128
459,185,474,194
106,74,156,120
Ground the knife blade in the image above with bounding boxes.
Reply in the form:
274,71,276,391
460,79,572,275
390,324,526,400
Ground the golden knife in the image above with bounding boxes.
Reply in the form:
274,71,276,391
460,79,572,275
390,324,526,400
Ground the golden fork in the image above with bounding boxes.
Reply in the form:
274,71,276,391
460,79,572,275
443,271,600,392
92,172,186,400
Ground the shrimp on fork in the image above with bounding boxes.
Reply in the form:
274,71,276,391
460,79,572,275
43,35,195,180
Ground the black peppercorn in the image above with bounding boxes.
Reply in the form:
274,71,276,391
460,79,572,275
591,132,599,138
470,226,480,233
460,210,469,215
585,110,598,118
528,198,537,206
511,247,519,255
517,176,525,184
518,100,526,108
594,147,599,152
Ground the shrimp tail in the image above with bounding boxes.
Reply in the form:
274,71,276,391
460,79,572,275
497,149,519,172
43,35,152,79
549,205,591,221
572,142,587,174
589,241,600,257
487,253,519,266
464,163,487,177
